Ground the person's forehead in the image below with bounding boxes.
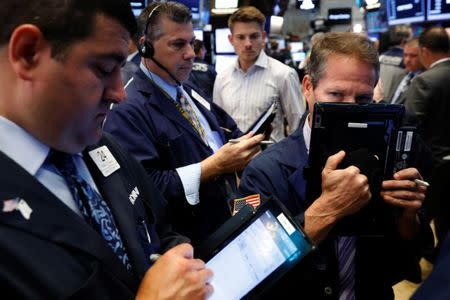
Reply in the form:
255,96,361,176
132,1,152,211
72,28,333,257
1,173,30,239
82,15,129,59
231,22,262,34
319,55,376,85
158,17,193,37
404,45,419,53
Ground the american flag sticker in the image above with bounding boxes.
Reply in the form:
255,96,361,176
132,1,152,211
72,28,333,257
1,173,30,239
3,198,20,212
2,198,32,220
232,194,261,216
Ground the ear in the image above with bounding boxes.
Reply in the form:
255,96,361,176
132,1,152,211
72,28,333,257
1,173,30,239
139,35,145,46
228,33,233,45
302,74,315,104
9,24,48,80
302,74,316,124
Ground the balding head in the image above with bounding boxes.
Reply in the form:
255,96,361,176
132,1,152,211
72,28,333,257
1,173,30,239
418,26,450,68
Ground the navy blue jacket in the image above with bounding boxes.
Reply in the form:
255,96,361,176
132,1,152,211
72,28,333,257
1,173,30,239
0,134,187,299
104,69,241,245
412,232,450,300
185,57,217,99
238,113,433,299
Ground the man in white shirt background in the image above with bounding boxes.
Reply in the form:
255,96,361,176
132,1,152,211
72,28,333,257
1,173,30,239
213,6,305,143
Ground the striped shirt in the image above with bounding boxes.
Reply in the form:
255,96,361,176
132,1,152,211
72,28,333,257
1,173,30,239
213,51,305,142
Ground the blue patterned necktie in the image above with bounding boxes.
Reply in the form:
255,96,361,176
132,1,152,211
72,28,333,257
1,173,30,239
338,236,356,300
48,150,132,271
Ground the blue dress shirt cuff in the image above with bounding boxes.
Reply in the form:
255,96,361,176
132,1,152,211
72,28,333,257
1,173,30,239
176,163,201,205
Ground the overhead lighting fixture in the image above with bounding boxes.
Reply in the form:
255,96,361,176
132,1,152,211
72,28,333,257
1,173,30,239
300,0,315,10
365,0,381,10
211,8,238,15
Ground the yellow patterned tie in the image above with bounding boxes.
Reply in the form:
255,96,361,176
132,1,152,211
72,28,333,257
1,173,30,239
176,87,208,144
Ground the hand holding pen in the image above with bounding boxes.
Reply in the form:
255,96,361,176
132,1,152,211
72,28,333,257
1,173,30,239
136,243,213,300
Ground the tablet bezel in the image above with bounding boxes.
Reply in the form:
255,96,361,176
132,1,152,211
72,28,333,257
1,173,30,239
197,198,315,299
306,102,405,235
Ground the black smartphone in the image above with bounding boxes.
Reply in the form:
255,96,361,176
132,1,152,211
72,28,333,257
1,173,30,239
245,102,277,135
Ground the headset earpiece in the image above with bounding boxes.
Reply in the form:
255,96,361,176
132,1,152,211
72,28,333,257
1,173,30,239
139,4,160,58
139,40,154,58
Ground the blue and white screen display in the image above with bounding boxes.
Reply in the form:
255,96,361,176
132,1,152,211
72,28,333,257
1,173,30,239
206,210,311,300
386,0,425,25
427,0,450,21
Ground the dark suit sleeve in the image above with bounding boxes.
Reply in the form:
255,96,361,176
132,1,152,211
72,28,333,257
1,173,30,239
404,76,431,134
104,101,185,203
238,162,276,200
239,162,305,226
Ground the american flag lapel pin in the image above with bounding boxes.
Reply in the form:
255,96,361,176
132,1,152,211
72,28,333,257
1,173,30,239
3,197,33,220
232,194,261,216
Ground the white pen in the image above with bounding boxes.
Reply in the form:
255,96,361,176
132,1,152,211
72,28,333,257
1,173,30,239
228,139,274,145
414,179,430,187
140,218,152,244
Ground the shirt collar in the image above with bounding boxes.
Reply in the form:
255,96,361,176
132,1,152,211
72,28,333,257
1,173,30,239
140,63,178,101
430,57,450,69
0,116,50,176
127,51,139,62
303,114,312,154
234,50,268,72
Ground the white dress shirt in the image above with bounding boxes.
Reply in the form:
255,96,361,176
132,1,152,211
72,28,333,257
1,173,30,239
429,57,450,69
213,51,305,142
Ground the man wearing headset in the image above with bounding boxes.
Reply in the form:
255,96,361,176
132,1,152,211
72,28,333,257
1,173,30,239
104,1,264,245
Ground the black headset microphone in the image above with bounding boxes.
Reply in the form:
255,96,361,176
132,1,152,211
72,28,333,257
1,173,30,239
139,5,181,86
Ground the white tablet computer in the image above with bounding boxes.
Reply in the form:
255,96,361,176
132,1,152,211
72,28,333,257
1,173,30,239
197,198,314,300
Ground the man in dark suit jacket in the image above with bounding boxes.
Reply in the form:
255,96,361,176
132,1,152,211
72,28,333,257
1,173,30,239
375,38,424,104
104,2,264,245
238,32,432,299
185,39,217,99
404,26,450,260
0,1,213,299
411,231,450,299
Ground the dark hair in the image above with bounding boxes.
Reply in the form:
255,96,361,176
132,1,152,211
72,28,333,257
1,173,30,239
388,27,410,47
419,26,450,54
193,39,204,55
0,0,136,59
306,32,379,87
228,6,265,32
138,1,192,43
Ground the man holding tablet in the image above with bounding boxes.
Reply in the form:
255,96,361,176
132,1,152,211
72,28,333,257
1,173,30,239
238,32,433,300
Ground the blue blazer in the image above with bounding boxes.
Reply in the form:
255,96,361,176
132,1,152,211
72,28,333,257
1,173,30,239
412,233,450,300
238,113,433,300
0,134,187,299
104,69,242,245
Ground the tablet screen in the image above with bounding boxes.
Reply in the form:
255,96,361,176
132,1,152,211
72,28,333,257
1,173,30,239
206,209,312,300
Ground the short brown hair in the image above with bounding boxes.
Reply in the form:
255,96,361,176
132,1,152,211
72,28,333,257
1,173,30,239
306,32,379,87
404,38,419,48
228,6,265,32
